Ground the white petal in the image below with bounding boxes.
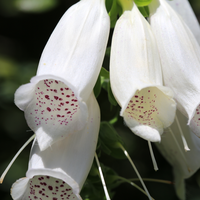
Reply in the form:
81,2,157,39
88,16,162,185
149,0,200,136
15,75,88,151
156,110,200,199
37,0,110,101
165,0,200,44
11,178,30,200
11,176,80,200
123,86,176,142
11,92,100,200
110,5,176,141
14,82,36,111
15,0,109,150
28,92,100,190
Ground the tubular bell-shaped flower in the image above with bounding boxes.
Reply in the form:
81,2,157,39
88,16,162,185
14,0,110,151
156,110,200,200
11,92,100,200
165,0,200,44
149,0,200,138
110,4,176,142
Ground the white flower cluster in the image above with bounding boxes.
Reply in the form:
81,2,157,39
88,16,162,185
2,0,200,200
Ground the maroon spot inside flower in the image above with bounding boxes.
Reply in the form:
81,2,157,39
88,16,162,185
45,95,50,100
48,186,53,190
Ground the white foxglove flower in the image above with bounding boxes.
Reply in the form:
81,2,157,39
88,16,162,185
156,110,200,200
15,0,109,151
110,4,176,142
149,0,200,138
11,92,100,200
165,0,200,44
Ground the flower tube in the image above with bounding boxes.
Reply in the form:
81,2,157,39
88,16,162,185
156,110,200,200
110,4,176,142
149,0,200,137
165,0,200,44
15,0,110,151
11,92,100,200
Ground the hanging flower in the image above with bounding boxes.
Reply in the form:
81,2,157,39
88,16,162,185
165,0,200,44
11,92,100,200
110,4,176,142
14,0,110,151
155,110,200,200
149,0,200,138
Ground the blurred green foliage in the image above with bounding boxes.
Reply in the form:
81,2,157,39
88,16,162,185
0,0,200,200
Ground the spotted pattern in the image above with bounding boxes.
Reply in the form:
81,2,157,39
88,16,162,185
28,79,79,127
26,175,77,200
125,88,160,129
191,104,200,130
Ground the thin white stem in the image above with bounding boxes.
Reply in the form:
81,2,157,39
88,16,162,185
148,141,158,171
0,134,35,184
168,128,189,168
175,115,190,151
118,144,152,200
94,153,111,200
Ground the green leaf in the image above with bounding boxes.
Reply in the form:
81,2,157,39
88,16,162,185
105,47,111,56
100,67,109,79
99,122,126,159
105,0,113,13
109,0,122,28
93,74,101,98
98,140,112,155
100,122,123,147
107,81,118,106
144,5,150,16
134,0,152,7
138,6,149,17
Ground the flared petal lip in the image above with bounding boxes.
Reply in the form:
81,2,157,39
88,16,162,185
26,168,81,199
30,74,84,103
15,73,88,112
120,84,175,116
11,177,29,200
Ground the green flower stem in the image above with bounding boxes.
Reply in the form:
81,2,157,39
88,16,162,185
130,178,173,185
0,134,35,184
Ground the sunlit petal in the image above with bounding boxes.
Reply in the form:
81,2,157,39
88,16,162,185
14,0,109,151
165,0,200,44
11,92,100,200
110,4,176,142
149,0,200,137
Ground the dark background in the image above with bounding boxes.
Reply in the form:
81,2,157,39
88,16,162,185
0,0,200,199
